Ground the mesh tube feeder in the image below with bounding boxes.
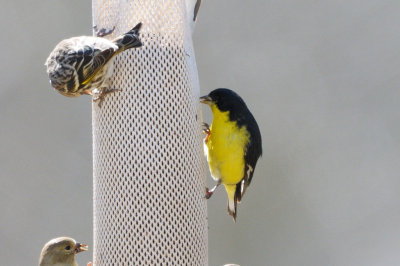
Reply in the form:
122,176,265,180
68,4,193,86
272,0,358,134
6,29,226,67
92,0,208,265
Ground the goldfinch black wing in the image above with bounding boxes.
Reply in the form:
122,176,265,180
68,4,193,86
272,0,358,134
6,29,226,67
237,112,262,201
75,46,116,87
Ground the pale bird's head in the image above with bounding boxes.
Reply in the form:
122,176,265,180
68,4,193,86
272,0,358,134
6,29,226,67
39,237,88,266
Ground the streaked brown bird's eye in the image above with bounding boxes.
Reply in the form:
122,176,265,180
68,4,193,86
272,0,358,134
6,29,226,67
65,245,71,250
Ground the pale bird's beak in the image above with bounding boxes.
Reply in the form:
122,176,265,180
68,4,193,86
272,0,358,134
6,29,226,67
74,243,88,254
199,95,212,104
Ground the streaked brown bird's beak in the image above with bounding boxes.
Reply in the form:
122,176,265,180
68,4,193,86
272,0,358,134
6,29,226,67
74,243,88,254
200,95,212,104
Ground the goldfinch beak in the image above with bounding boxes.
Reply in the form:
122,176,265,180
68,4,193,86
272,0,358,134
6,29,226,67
74,243,88,253
200,95,212,104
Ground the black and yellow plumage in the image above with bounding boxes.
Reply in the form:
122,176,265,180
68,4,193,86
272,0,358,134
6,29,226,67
45,22,142,105
201,88,262,221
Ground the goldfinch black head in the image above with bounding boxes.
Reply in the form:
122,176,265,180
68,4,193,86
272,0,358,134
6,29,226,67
200,88,262,221
39,237,88,266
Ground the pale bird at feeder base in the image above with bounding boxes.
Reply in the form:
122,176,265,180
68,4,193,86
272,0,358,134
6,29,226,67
39,237,88,266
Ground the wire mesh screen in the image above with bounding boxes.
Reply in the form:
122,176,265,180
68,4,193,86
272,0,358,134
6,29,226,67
92,0,208,265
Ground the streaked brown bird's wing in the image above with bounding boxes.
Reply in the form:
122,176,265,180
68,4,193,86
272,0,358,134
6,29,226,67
75,46,116,87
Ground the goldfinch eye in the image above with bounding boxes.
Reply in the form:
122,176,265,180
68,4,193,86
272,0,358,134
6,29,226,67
65,245,71,250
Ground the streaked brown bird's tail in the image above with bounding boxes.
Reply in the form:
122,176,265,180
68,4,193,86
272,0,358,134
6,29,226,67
113,22,143,51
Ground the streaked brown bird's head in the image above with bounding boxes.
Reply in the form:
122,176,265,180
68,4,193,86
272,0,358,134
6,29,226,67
45,48,81,98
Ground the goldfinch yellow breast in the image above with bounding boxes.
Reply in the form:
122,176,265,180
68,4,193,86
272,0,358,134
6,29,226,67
205,105,250,185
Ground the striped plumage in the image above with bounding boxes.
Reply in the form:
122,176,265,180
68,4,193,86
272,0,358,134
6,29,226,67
45,22,142,103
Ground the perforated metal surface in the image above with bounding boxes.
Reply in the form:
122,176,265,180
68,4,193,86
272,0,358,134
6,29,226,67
92,1,207,265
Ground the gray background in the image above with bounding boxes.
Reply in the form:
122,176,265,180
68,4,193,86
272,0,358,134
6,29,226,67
1,0,400,265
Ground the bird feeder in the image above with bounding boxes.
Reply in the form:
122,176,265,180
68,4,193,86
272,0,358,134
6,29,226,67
92,0,207,264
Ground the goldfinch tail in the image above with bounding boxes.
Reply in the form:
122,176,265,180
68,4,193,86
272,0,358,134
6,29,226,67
225,185,238,222
114,22,143,51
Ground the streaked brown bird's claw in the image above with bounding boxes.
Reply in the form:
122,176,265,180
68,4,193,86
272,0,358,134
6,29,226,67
93,25,116,37
92,87,120,107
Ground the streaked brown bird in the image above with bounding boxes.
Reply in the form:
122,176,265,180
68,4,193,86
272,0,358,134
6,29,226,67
45,22,143,106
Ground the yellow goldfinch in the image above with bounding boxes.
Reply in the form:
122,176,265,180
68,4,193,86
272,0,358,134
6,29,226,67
39,237,88,266
45,22,142,106
200,88,262,221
